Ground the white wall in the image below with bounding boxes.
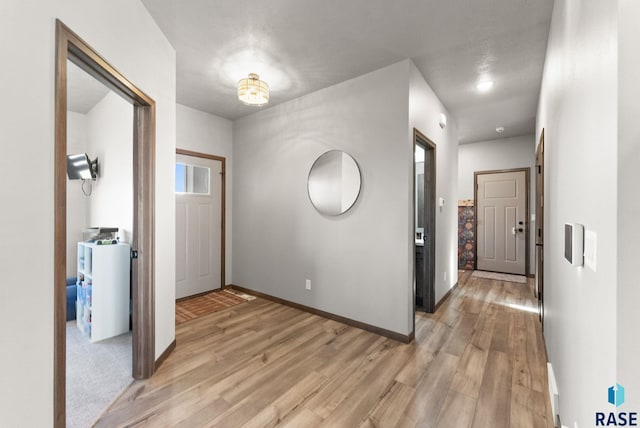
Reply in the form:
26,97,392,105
232,60,459,335
87,92,134,243
66,92,133,277
458,135,535,274
536,0,617,425
0,1,176,425
67,111,90,277
618,0,640,413
458,135,535,200
409,61,459,308
233,61,413,335
176,104,233,284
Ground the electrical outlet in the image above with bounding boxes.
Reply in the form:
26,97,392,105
444,271,447,281
305,279,311,290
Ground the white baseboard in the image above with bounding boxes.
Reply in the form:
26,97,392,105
548,362,560,426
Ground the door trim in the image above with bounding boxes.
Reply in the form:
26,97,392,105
473,167,530,276
535,129,545,326
413,128,436,316
176,148,227,290
55,20,156,427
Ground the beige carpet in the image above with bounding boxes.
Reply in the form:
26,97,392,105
471,270,528,284
176,288,254,324
66,321,132,428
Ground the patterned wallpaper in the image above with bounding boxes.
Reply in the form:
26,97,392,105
458,201,475,270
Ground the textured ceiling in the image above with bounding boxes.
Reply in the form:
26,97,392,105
141,0,553,143
67,61,110,114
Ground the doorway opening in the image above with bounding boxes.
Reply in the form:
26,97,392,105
55,20,156,427
175,149,226,300
65,59,134,428
414,129,436,313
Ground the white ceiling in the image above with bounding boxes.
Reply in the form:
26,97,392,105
141,0,554,144
67,61,110,114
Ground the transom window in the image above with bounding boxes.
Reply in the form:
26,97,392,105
175,162,210,194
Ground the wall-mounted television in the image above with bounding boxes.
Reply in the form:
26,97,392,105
67,153,98,180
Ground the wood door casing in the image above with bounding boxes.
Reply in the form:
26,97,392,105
414,129,436,314
475,169,529,275
535,130,545,325
55,20,157,427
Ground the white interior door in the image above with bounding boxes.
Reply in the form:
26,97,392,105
477,170,527,275
175,153,222,299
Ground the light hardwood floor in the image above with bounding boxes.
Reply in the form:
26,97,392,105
96,271,552,427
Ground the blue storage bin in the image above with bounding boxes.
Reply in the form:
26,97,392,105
66,277,77,321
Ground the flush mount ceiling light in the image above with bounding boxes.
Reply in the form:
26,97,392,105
496,126,505,133
476,80,494,92
237,73,269,106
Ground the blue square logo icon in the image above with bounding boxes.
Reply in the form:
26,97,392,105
608,384,625,407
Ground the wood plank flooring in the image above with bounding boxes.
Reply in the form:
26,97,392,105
96,271,553,427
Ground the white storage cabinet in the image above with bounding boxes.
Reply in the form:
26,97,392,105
76,242,130,342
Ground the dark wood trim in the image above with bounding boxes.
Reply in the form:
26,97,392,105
413,128,437,316
473,177,477,273
473,167,531,277
176,148,226,292
411,138,416,334
132,104,156,380
54,22,68,428
154,339,176,371
228,285,414,344
55,20,156,427
535,129,545,327
434,281,458,312
176,148,226,163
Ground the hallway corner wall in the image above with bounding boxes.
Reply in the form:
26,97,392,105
0,2,176,425
409,61,460,307
617,0,640,413
233,61,413,336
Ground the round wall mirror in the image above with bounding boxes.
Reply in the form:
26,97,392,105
308,150,362,216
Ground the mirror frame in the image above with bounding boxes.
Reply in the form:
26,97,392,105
307,150,362,216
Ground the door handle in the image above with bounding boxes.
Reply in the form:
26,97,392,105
512,227,516,235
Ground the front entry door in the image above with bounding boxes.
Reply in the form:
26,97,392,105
175,153,222,299
476,169,528,275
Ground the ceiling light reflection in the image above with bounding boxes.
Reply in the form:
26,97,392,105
218,46,292,93
476,80,494,92
506,303,539,314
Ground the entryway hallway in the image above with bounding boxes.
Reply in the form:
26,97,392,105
96,271,552,427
